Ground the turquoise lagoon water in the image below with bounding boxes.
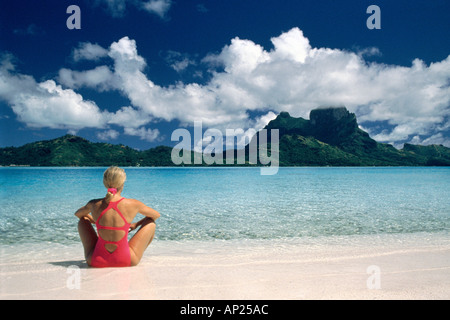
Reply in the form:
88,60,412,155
1,167,449,249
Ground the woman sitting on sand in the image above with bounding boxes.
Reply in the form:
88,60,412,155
75,166,160,267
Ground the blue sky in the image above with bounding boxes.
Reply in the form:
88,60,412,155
0,0,449,150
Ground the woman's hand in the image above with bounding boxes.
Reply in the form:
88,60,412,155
129,218,154,232
75,201,93,221
83,215,95,224
129,222,138,231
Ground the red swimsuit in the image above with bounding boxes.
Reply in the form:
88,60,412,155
91,198,131,268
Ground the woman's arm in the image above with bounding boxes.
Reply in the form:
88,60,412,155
129,217,149,231
74,201,95,223
135,200,161,221
129,201,160,231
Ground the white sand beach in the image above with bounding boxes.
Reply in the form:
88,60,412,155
1,234,449,300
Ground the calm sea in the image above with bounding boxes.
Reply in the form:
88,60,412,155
1,167,449,249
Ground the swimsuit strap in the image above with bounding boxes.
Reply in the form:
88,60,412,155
96,197,129,228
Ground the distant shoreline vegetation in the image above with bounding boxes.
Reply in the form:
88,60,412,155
1,107,450,167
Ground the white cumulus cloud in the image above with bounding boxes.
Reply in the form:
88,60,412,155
124,126,160,142
72,42,109,62
0,64,108,129
94,0,172,19
58,66,116,91
1,27,449,147
97,129,120,140
141,0,172,19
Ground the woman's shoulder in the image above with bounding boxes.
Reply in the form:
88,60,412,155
122,198,144,206
122,198,149,210
87,198,104,207
88,198,104,204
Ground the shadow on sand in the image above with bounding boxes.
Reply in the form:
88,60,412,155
49,260,89,268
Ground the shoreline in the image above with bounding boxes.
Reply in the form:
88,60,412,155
1,233,449,300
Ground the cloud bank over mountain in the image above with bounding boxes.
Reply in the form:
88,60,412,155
1,27,449,146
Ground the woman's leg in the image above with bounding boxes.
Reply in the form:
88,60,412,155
128,218,156,266
77,218,97,266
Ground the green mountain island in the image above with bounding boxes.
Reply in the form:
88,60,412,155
1,107,449,167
